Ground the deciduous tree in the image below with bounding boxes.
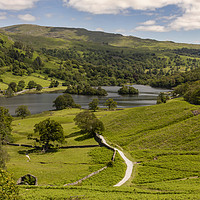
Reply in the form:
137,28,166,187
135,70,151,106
34,118,65,152
74,110,104,135
15,105,31,119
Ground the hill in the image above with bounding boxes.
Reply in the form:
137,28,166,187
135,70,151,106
4,98,200,199
2,24,200,50
0,24,199,90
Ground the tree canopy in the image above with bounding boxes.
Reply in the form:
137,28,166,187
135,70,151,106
34,118,65,151
104,98,117,110
89,98,99,112
74,110,104,135
0,107,13,142
15,105,31,119
53,93,80,110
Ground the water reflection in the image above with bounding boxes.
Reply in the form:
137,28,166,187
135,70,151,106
0,85,171,115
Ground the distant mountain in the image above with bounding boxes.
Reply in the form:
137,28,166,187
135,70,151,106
2,24,200,50
0,24,199,89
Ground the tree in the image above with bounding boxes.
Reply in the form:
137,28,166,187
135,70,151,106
89,98,99,112
17,80,26,91
0,170,19,200
27,80,37,89
0,107,13,142
104,98,117,110
34,118,64,152
36,84,43,91
53,94,80,110
5,87,14,97
8,82,17,92
74,110,104,135
157,92,168,104
15,105,31,119
0,143,8,169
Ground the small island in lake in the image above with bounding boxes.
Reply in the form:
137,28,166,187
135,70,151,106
118,86,139,95
65,85,107,96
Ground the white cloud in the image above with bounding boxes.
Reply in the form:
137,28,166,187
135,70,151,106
63,0,182,14
18,14,36,22
140,20,156,25
63,0,200,31
135,25,167,32
0,0,39,11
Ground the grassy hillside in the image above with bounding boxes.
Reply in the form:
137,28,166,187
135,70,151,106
6,108,126,187
99,98,200,197
4,98,199,199
0,24,200,89
3,24,200,50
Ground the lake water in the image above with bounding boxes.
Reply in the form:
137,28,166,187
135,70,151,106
0,85,171,115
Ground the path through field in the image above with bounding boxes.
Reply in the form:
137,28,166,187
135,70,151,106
98,135,133,186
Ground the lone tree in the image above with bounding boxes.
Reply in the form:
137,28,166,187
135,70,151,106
15,105,31,119
104,98,117,110
89,98,99,112
53,93,80,110
34,118,64,152
74,110,104,136
0,107,13,142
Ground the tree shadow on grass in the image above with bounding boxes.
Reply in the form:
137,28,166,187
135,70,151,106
65,131,82,139
18,147,58,155
75,132,93,141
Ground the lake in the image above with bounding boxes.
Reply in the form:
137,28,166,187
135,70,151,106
0,85,171,115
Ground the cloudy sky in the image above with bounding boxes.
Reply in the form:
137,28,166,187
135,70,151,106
0,0,200,44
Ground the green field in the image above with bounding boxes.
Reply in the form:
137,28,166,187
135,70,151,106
3,98,200,199
6,108,126,189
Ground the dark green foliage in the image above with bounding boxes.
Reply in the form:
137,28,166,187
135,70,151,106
53,93,80,110
15,105,31,118
0,107,12,142
89,98,99,111
36,84,43,91
49,80,59,88
157,92,169,104
74,110,104,135
173,80,200,105
118,86,139,95
17,80,25,91
104,98,117,110
0,170,19,200
27,80,37,89
184,81,200,105
20,175,36,185
34,118,65,151
8,82,17,92
33,56,43,70
5,87,14,97
0,143,8,169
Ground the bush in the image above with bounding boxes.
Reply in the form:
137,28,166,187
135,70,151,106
0,170,19,200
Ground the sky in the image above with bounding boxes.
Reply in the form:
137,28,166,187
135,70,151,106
0,0,200,44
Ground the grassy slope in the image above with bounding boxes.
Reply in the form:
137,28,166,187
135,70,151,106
100,98,200,197
6,98,200,199
3,24,200,50
6,108,125,187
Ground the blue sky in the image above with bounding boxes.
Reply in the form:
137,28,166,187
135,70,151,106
0,0,200,44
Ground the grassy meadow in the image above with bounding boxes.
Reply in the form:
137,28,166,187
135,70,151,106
4,98,200,199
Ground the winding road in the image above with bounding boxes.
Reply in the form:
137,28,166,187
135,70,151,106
98,135,133,186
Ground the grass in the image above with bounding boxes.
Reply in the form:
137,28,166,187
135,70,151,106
6,108,126,189
0,72,52,87
4,98,200,199
19,185,200,200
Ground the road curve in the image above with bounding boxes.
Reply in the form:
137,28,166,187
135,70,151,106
98,135,133,186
